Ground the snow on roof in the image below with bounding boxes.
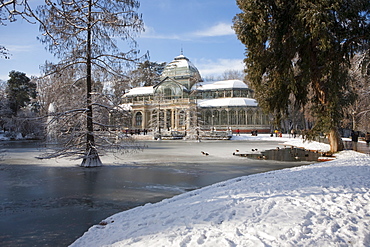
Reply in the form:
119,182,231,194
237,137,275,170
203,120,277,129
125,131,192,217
198,97,258,107
195,79,249,91
161,54,201,79
118,103,132,111
171,55,197,70
124,86,153,97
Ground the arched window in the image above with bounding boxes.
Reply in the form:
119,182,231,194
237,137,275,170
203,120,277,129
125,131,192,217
229,110,237,125
213,110,220,125
255,111,261,125
247,110,254,125
233,90,241,97
166,110,172,129
135,112,142,127
179,110,185,126
164,88,172,99
205,110,212,125
238,110,246,125
221,110,228,125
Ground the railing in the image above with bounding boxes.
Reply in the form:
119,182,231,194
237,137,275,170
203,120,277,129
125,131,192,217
123,98,194,105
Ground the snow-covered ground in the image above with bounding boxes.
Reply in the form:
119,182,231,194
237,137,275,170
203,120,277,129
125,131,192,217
70,135,370,247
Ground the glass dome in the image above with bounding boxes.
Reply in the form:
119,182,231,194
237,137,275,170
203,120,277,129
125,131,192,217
161,54,202,89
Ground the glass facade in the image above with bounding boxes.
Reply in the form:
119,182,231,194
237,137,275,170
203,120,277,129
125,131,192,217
122,54,270,132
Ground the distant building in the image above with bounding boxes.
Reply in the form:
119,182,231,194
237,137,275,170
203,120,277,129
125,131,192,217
122,54,270,136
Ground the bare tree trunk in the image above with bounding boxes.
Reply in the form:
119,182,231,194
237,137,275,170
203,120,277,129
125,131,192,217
81,0,102,167
328,127,344,153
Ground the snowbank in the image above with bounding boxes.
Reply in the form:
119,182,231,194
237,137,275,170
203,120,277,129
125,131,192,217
71,137,370,246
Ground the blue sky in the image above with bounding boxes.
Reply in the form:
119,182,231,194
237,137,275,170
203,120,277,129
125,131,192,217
0,0,245,81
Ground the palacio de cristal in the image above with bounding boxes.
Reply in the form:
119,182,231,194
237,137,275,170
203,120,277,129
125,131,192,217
122,54,270,138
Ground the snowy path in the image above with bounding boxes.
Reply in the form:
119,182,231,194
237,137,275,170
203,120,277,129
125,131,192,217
71,151,370,247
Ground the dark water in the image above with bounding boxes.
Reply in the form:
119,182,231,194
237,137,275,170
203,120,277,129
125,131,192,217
0,140,316,247
242,147,321,161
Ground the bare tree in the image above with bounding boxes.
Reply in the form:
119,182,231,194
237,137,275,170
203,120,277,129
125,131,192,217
344,53,370,132
36,0,145,167
218,69,245,81
203,70,246,82
0,0,34,23
0,45,9,59
182,104,203,141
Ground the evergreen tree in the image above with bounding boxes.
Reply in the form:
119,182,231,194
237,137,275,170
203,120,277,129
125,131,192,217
233,0,370,152
112,60,166,104
5,70,37,116
36,0,144,167
129,60,166,87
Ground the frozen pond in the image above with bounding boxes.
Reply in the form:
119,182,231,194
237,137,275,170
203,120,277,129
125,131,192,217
0,139,317,246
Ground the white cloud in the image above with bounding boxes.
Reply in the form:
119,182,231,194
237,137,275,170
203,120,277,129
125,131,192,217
194,58,245,78
141,25,182,40
4,44,34,53
193,23,235,37
141,22,235,40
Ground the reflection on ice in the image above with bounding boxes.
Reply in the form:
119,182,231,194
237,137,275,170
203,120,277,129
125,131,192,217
234,147,321,162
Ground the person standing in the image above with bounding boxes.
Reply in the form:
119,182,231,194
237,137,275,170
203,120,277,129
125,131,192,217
351,130,359,151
